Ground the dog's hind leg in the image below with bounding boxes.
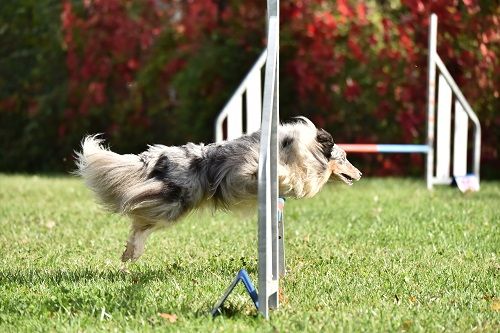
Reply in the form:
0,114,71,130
121,218,155,262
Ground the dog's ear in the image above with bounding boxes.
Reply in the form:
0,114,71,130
293,116,315,128
316,129,334,159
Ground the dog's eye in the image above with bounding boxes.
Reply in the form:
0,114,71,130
281,136,293,149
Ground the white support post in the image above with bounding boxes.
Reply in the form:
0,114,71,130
453,102,468,177
226,96,243,140
258,0,279,319
246,69,263,133
436,75,452,183
278,198,285,276
426,14,437,189
215,107,228,143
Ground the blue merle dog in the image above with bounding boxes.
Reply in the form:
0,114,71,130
75,117,361,262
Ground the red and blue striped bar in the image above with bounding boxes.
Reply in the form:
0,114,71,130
338,144,430,154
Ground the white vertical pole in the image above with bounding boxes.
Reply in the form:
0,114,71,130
472,116,481,181
436,75,452,182
215,114,226,142
426,14,438,189
278,198,285,276
258,0,279,320
245,70,262,133
267,0,278,16
453,102,469,177
269,6,279,310
226,96,243,140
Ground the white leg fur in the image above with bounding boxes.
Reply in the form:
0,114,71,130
121,219,155,262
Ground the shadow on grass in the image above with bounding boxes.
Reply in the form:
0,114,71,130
0,266,165,285
211,304,260,319
0,265,261,320
0,267,162,312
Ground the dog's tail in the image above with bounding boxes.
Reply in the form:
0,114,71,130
74,135,163,215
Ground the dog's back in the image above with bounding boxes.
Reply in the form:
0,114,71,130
75,134,262,221
76,121,334,218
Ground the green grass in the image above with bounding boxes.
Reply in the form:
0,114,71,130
0,175,498,332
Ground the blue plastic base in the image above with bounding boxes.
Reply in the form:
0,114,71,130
212,197,286,317
211,269,258,317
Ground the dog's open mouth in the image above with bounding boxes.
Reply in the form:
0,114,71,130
337,173,354,185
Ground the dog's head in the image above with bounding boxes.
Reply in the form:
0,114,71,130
327,144,362,185
314,124,362,186
284,117,362,186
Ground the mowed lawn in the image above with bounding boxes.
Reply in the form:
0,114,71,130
0,175,498,332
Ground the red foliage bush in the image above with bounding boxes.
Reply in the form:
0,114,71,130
1,0,498,176
280,0,498,176
60,0,165,137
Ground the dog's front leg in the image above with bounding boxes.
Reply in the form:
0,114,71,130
121,218,155,262
278,165,294,196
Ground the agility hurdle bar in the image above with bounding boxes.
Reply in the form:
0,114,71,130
338,144,430,154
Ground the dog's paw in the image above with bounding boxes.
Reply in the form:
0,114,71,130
121,242,135,262
119,262,131,274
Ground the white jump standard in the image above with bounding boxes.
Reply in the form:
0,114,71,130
212,0,283,319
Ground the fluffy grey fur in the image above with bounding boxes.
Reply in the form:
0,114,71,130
75,117,361,261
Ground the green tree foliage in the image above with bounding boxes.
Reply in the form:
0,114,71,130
0,0,67,171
